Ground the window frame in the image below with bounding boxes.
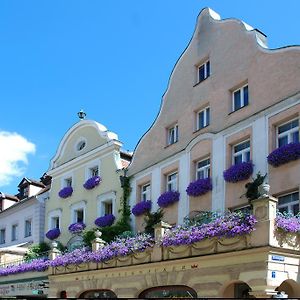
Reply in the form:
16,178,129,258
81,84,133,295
51,216,60,229
24,219,32,238
278,191,299,215
167,124,179,145
90,166,99,177
232,140,251,165
276,118,299,148
0,229,5,244
196,158,210,180
232,84,249,112
197,60,210,83
141,183,151,201
196,106,210,131
166,172,178,192
11,224,18,241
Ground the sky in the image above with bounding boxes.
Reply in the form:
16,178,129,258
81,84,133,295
0,0,299,195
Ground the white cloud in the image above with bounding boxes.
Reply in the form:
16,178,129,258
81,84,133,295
0,131,36,188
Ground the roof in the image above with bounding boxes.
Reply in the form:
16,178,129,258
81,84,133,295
0,193,19,202
18,177,46,188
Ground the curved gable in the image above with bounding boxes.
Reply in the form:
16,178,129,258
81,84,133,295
50,120,118,169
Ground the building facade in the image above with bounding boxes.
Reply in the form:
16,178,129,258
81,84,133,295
128,8,300,231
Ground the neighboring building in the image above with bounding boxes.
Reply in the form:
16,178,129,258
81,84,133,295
0,175,51,264
46,117,131,246
128,8,300,231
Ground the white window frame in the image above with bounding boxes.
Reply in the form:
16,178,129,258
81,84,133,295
24,219,32,238
277,118,299,147
197,106,210,130
232,84,249,111
51,216,60,229
48,209,62,230
232,140,250,165
0,228,5,244
278,191,299,215
60,173,74,189
70,201,87,224
97,192,116,217
85,159,101,180
196,158,210,180
74,137,87,153
141,183,151,201
197,60,210,83
11,224,18,241
167,124,178,145
166,172,178,192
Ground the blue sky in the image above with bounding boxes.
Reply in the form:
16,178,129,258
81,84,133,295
0,0,299,195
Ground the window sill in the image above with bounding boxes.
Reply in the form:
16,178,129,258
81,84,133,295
164,141,178,149
228,104,249,115
193,125,210,134
193,76,210,87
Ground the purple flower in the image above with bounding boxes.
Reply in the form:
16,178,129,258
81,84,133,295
267,143,300,167
68,222,86,234
223,162,253,183
58,186,73,198
95,214,115,227
132,200,152,216
186,178,212,197
157,191,180,208
275,212,300,233
83,176,102,190
45,228,60,240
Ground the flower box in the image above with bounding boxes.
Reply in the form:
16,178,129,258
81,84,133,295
157,191,180,208
267,142,300,167
83,175,102,190
186,177,212,197
68,222,86,234
223,161,253,183
95,214,115,227
132,200,152,216
45,228,60,240
58,186,73,198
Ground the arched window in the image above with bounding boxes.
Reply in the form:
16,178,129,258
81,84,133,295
79,289,117,299
139,285,197,298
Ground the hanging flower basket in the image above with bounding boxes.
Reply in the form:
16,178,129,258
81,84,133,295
83,175,102,190
58,186,73,198
132,200,152,216
45,228,61,240
223,161,253,183
267,142,300,167
68,222,86,234
186,177,212,197
95,214,115,227
157,191,180,208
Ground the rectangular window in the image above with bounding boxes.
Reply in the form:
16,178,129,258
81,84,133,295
24,219,32,237
196,158,210,180
141,183,151,201
0,229,5,244
233,140,250,165
75,209,84,223
198,60,210,83
168,124,178,145
197,107,210,130
166,172,178,192
278,192,299,215
65,177,72,187
232,84,248,111
51,216,60,229
277,119,299,148
104,202,113,215
90,166,99,177
11,224,18,241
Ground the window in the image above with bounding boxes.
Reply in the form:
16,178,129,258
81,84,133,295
74,209,84,223
197,107,210,130
64,177,72,187
232,84,248,111
104,201,113,215
77,140,86,151
196,158,210,180
23,186,29,197
278,192,299,215
197,60,210,83
277,119,299,148
233,140,250,165
90,166,99,177
141,183,151,201
24,219,32,237
51,216,60,229
11,224,18,241
168,124,178,145
0,229,5,244
167,172,178,192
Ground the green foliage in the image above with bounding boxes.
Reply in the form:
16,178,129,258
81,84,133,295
144,208,164,235
245,172,267,201
184,211,219,227
24,242,50,261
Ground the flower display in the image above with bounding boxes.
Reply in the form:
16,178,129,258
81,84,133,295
267,143,300,167
58,186,73,198
45,228,61,240
0,258,49,276
161,211,257,247
275,212,300,233
157,191,180,208
132,200,152,216
68,222,86,234
94,214,115,227
186,178,212,197
83,175,102,190
223,161,253,183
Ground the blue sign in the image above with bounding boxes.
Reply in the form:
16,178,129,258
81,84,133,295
272,271,276,278
272,255,285,262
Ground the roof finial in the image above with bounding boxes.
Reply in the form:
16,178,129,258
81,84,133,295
77,109,86,120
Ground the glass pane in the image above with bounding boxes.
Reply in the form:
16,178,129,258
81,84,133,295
292,131,299,143
234,141,250,153
243,85,249,106
293,204,299,215
206,61,210,77
234,155,242,165
292,192,299,202
77,210,84,222
279,207,288,214
278,136,288,148
198,111,204,129
197,170,205,180
206,108,210,126
199,65,205,82
245,151,251,162
234,90,241,110
198,159,210,168
279,194,292,205
278,120,298,134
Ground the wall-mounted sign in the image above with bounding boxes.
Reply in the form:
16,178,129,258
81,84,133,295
271,255,284,262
